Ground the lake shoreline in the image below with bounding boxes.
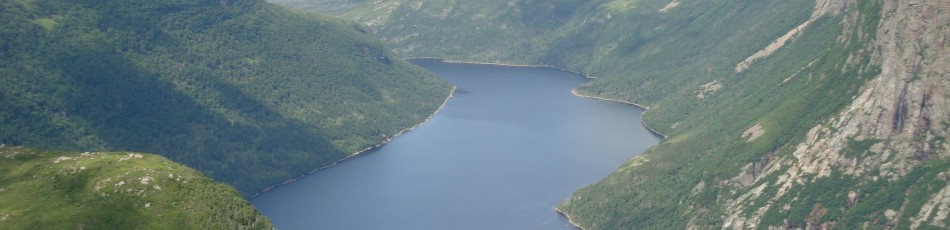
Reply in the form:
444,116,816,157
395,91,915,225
253,60,661,229
410,58,667,228
409,57,667,139
407,57,599,80
556,208,586,230
570,89,667,139
249,85,457,198
406,57,667,230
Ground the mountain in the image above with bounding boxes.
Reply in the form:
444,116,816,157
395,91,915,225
0,146,272,229
0,0,452,196
275,0,950,228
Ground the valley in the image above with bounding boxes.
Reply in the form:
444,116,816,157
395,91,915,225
275,0,950,229
1,0,948,229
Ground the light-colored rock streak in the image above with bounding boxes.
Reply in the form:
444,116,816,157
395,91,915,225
910,177,950,229
659,0,680,13
735,0,843,73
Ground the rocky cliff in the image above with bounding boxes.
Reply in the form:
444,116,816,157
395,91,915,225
723,0,950,228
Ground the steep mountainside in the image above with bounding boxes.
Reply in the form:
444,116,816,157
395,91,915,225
279,0,950,228
0,0,452,195
721,0,950,228
0,146,272,229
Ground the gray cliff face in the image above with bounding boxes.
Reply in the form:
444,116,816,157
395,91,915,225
723,0,950,228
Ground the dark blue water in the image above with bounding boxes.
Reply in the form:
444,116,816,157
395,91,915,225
250,59,660,229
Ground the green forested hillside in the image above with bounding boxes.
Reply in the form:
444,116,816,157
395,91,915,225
0,146,272,229
280,0,950,229
560,1,887,228
0,0,452,195
276,0,818,108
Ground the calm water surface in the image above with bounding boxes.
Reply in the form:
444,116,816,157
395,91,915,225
250,59,661,229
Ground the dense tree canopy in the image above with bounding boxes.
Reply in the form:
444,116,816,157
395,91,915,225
0,0,452,195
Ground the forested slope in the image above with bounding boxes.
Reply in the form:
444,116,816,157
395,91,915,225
0,146,272,229
279,0,950,228
0,0,452,196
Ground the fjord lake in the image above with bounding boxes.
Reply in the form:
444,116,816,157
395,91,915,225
250,59,661,229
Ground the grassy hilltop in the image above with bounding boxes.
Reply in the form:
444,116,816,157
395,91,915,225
0,146,272,229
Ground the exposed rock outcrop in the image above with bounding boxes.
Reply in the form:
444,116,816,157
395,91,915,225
723,0,950,228
735,0,851,73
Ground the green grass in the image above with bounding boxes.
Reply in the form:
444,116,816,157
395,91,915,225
0,146,272,229
844,138,882,158
31,17,58,31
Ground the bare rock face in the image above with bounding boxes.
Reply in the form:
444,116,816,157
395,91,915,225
734,0,850,73
723,0,950,228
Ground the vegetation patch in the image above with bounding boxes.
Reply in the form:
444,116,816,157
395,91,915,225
31,17,59,31
0,146,272,229
843,137,881,158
